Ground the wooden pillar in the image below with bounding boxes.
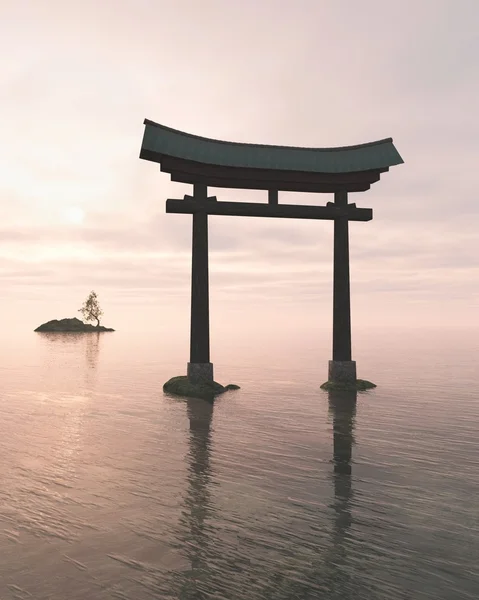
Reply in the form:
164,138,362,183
190,183,210,364
268,189,278,205
332,190,352,362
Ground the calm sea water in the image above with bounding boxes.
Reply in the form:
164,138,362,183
0,326,478,599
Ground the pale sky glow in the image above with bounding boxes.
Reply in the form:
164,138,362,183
1,0,478,348
62,207,85,225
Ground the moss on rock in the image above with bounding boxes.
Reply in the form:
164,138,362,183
163,376,240,400
320,379,377,392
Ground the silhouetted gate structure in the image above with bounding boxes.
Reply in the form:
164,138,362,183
140,119,403,385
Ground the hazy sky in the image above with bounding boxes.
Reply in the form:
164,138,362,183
1,0,478,348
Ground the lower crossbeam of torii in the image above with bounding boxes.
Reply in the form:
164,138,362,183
139,119,403,394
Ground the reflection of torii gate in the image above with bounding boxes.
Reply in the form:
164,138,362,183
140,119,403,387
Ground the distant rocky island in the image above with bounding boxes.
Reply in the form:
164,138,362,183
34,318,115,333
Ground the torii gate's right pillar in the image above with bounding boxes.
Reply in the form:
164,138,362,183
329,190,356,384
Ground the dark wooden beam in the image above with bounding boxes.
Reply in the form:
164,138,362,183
166,198,373,221
160,155,385,185
168,171,372,193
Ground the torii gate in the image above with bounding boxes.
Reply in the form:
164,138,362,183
140,119,403,392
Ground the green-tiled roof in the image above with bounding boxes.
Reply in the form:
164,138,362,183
140,119,403,174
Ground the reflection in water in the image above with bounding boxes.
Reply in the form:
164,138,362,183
34,332,102,480
171,390,367,599
3,329,478,599
85,332,101,373
176,397,214,596
36,331,101,389
324,390,380,598
184,397,214,569
329,389,357,539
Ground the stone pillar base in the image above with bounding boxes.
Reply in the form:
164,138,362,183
187,362,214,384
328,360,356,384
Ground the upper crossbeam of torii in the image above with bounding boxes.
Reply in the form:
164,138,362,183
139,119,403,393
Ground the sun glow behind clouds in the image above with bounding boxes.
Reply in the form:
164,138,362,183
63,206,85,224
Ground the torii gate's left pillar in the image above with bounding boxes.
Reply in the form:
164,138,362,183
187,183,214,384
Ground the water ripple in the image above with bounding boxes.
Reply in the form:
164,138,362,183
0,328,478,599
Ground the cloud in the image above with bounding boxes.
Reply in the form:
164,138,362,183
1,0,478,330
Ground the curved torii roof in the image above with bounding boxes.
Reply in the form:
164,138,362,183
140,119,403,193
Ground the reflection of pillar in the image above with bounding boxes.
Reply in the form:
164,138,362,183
328,389,357,538
326,390,383,598
180,397,214,576
329,190,357,384
188,183,214,384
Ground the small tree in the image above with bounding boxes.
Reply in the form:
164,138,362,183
78,290,104,327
